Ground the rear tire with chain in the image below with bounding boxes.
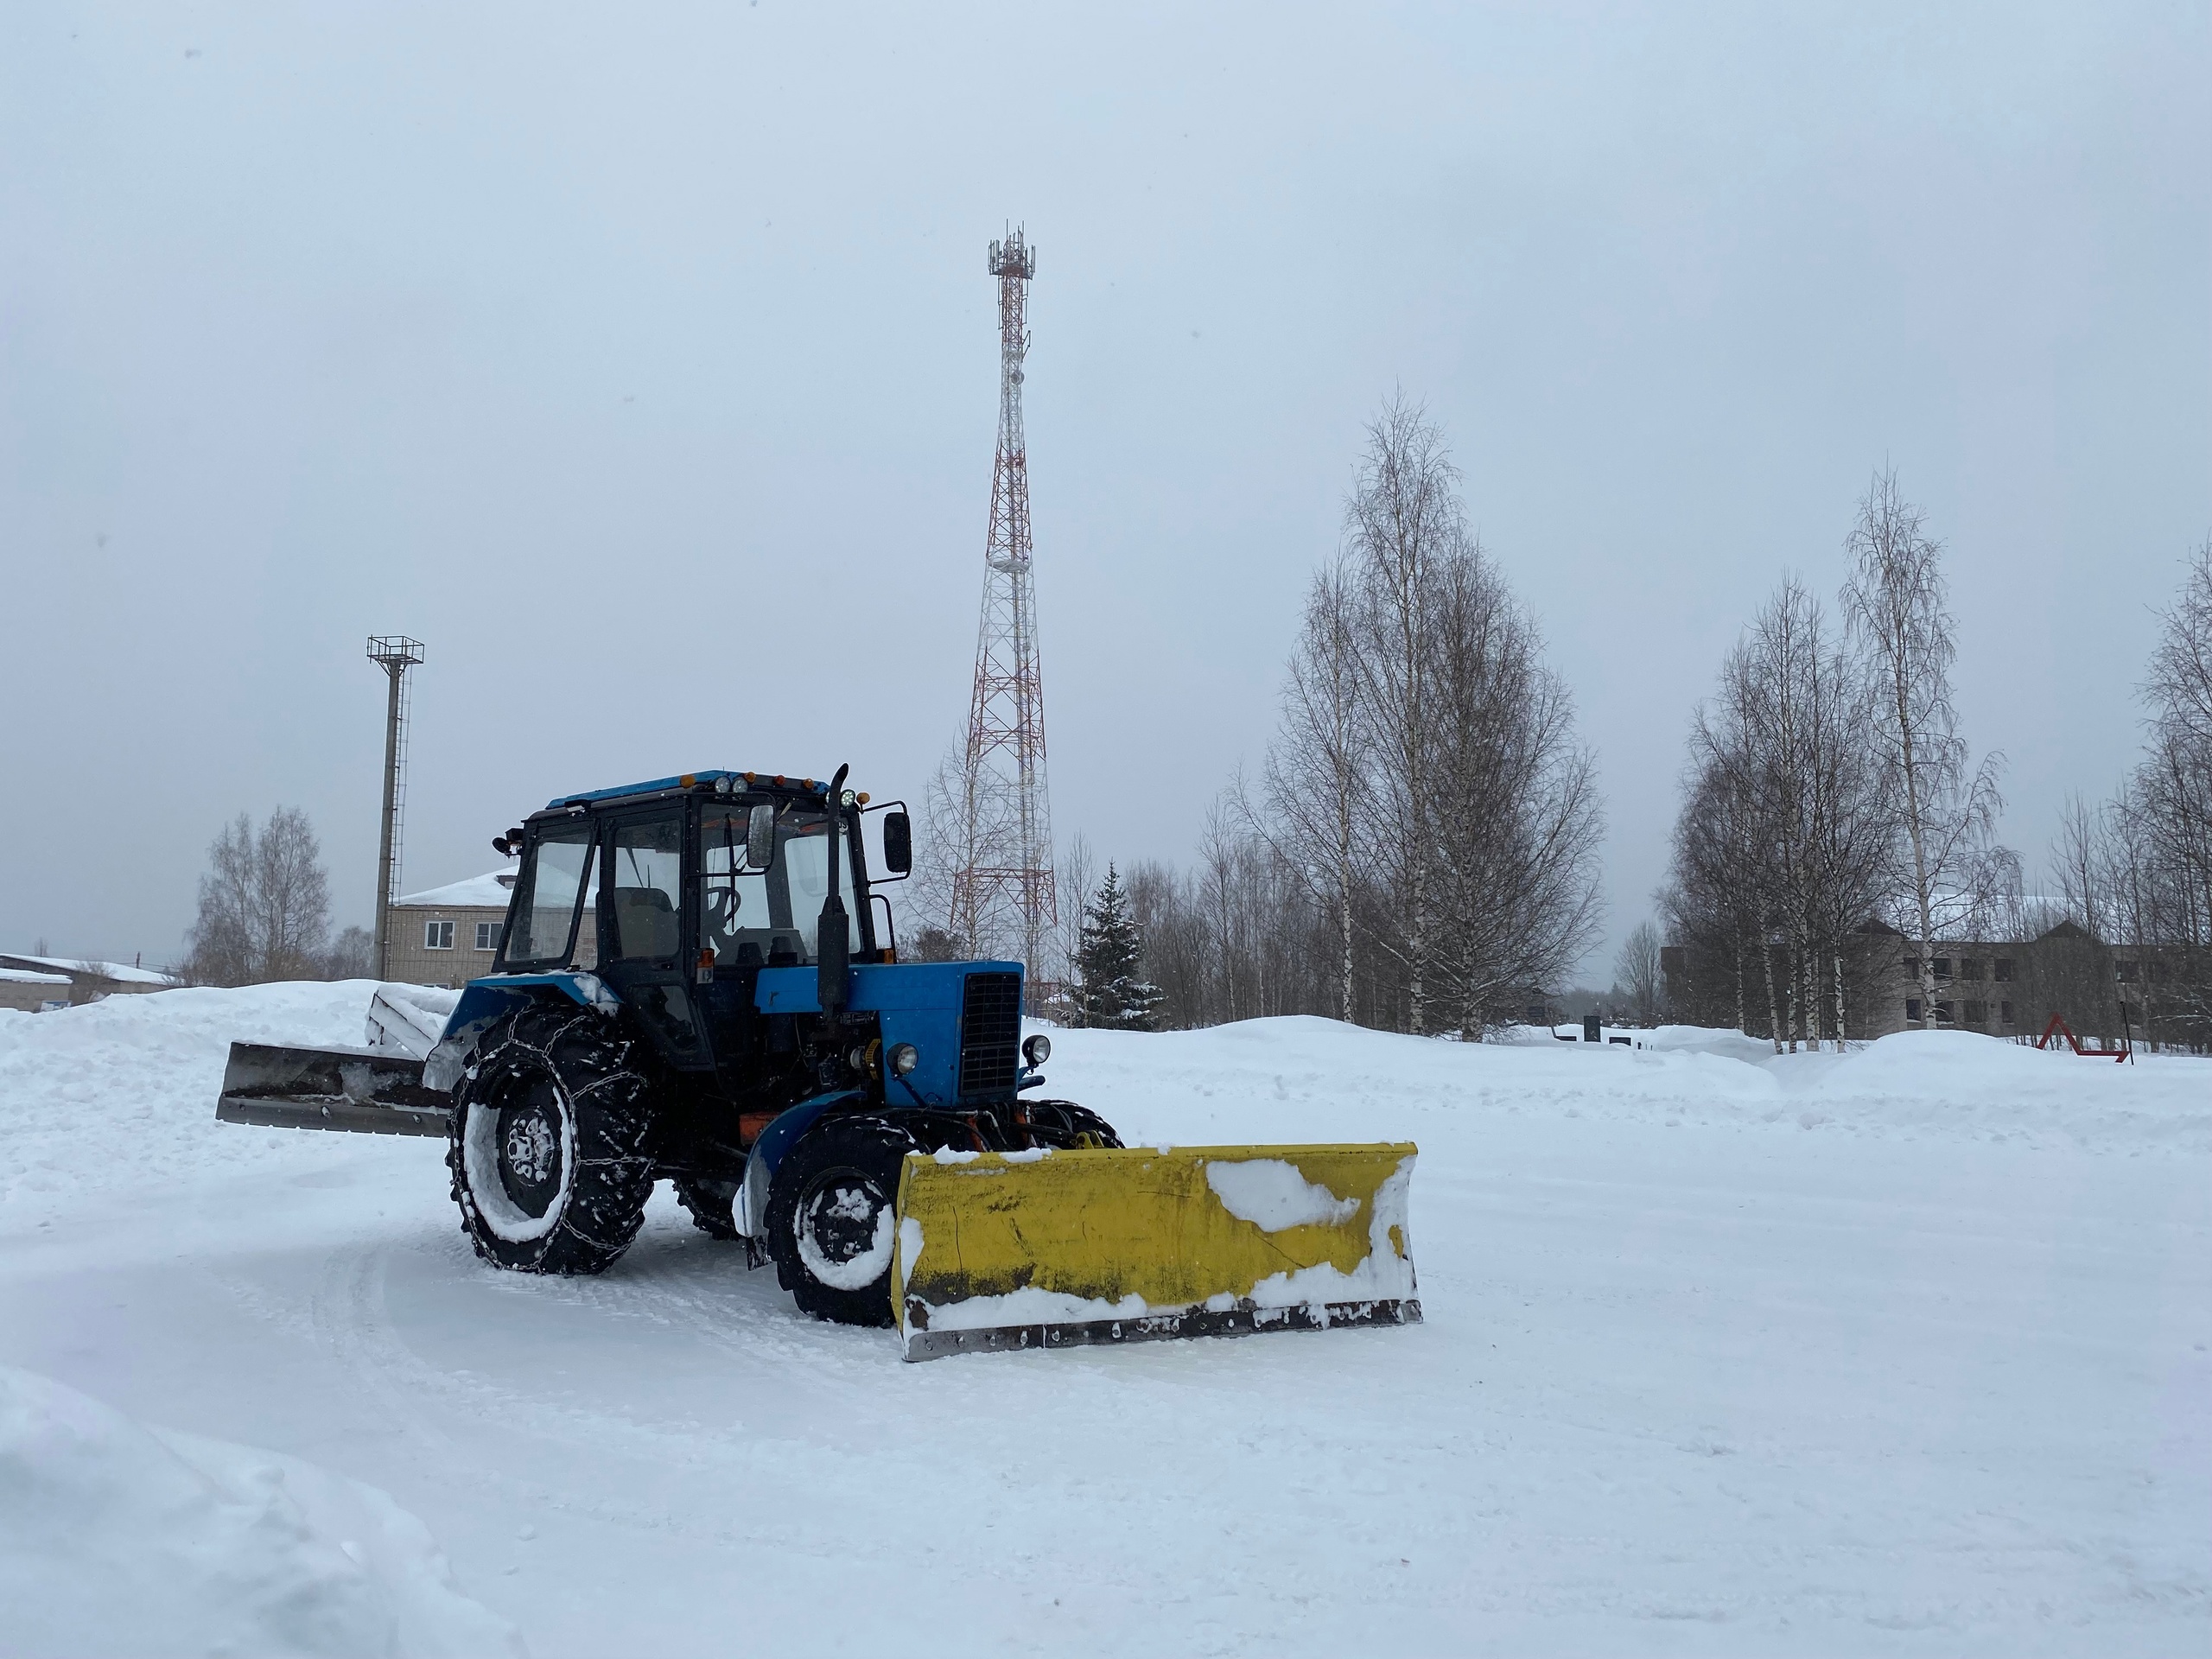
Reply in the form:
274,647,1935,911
446,1001,657,1274
673,1176,742,1241
764,1116,920,1326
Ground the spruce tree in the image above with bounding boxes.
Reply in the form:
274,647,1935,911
1075,865,1162,1031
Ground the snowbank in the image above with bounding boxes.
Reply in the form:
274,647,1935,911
3,984,2199,1236
1043,1013,2209,1157
0,982,393,1226
0,1364,522,1658
0,984,2202,1655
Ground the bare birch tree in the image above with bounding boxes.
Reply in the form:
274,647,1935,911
2050,791,2108,939
1264,554,1367,1020
1345,395,1464,1036
1056,830,1097,993
1843,469,2007,1020
2145,536,2212,750
1662,759,1762,1034
1675,581,1888,1049
1073,395,1603,1038
183,807,333,986
2138,537,2212,1032
1615,921,1663,1025
917,736,984,957
1424,544,1604,1032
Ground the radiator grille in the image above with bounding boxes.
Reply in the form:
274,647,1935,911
957,971,1022,1097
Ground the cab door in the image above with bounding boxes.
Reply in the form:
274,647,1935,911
595,806,712,1071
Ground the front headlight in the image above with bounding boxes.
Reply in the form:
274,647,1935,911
888,1042,919,1077
1022,1033,1052,1066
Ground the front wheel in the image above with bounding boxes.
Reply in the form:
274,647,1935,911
764,1116,920,1326
446,1003,656,1274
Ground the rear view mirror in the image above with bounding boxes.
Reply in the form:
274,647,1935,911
746,803,777,869
882,810,912,876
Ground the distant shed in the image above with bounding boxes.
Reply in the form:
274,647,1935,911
0,955,179,1007
0,966,73,1013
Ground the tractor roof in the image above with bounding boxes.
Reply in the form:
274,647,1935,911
545,770,830,809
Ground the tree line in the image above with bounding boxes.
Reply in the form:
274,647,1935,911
175,460,2203,1052
1662,470,2210,1052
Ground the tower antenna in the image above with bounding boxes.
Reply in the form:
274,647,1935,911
366,635,424,982
951,226,1056,1001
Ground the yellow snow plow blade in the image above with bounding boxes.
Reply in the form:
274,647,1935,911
891,1143,1420,1361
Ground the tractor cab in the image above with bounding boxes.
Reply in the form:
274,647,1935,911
499,770,896,978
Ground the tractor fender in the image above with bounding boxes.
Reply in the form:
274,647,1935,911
423,972,624,1092
736,1089,865,1240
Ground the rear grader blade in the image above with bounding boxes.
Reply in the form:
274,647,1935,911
891,1143,1421,1361
215,1041,451,1137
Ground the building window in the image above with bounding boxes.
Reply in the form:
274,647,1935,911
1959,957,1984,981
474,921,500,952
1902,954,1919,974
2000,1000,2014,1026
1905,998,1923,1022
1936,1000,1955,1024
2115,959,2136,982
1993,958,2013,982
424,920,454,950
1932,957,1952,982
1964,1001,1988,1025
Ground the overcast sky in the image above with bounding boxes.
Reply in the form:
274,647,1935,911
4,2,2207,982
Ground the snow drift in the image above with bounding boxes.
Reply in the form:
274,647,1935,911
0,982,2204,1656
0,1363,523,1658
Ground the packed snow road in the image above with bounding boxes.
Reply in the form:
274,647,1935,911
1,985,2205,1656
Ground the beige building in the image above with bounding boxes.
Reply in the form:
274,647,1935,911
383,871,516,988
0,954,179,1007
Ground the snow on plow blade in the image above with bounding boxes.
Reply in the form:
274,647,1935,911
214,1042,451,1137
892,1143,1421,1362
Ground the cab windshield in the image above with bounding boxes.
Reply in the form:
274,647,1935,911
699,803,864,968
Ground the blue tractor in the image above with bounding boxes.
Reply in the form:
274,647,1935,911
217,765,1120,1326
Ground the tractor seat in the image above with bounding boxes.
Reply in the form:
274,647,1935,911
610,887,680,961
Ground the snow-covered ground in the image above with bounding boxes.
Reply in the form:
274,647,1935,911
0,985,2204,1656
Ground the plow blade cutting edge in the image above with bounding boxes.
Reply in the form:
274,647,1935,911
891,1143,1420,1361
214,1041,452,1137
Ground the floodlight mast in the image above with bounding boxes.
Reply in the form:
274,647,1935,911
366,635,424,981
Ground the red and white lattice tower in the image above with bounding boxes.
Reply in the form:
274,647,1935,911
950,227,1056,990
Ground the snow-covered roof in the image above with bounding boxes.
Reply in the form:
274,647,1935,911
0,956,176,986
0,967,72,985
391,871,516,909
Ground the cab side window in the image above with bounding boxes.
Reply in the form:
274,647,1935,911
699,809,775,967
607,815,684,963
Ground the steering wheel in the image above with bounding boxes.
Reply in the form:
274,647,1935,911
702,884,743,944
